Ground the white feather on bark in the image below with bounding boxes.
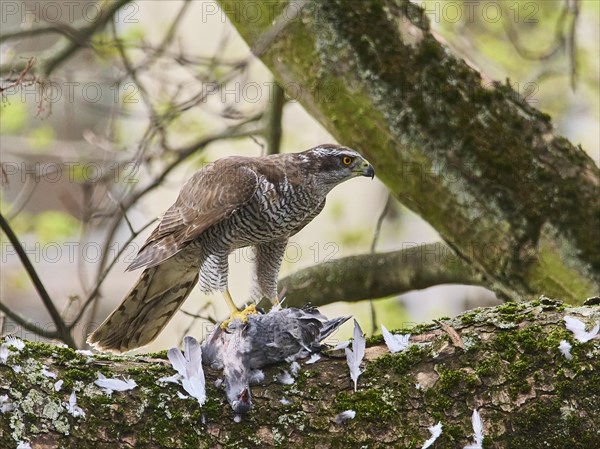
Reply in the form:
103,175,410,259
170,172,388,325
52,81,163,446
345,320,366,392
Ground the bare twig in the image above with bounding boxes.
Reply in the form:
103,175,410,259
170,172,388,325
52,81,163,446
0,22,84,44
368,193,392,334
370,193,391,253
499,0,569,61
5,173,38,220
42,0,134,76
0,213,75,347
0,302,59,340
180,302,218,342
0,57,36,94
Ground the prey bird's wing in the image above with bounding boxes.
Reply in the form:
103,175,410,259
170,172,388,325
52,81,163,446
128,158,259,271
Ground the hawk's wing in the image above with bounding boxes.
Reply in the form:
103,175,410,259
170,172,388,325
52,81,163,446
128,158,259,271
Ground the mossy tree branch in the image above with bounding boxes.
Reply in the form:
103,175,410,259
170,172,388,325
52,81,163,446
279,242,485,308
1,299,598,448
217,0,599,304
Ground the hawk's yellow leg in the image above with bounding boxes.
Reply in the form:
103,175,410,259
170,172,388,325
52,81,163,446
220,289,257,329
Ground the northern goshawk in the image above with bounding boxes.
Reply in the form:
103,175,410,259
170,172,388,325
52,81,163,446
88,144,374,352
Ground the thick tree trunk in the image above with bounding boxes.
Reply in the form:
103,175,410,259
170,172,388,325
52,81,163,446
1,299,598,448
218,0,600,304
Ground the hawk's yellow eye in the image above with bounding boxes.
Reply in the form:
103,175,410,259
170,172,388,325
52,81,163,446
342,156,353,165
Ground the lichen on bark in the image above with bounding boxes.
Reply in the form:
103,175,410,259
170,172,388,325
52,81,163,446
1,298,598,448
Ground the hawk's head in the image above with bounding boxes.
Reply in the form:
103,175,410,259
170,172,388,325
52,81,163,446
304,144,375,186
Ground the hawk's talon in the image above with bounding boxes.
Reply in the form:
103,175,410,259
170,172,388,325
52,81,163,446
220,304,258,329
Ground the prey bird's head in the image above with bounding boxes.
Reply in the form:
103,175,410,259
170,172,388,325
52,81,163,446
302,144,375,186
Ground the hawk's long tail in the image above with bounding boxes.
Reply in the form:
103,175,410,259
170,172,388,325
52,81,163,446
87,254,200,353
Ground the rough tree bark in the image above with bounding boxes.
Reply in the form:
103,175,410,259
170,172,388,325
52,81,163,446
1,298,598,448
217,0,599,304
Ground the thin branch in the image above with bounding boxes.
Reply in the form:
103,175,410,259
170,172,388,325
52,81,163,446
42,0,134,76
180,301,218,342
0,57,36,94
5,172,38,220
0,22,83,44
368,193,392,334
370,193,391,253
0,302,59,340
0,213,75,346
499,0,569,61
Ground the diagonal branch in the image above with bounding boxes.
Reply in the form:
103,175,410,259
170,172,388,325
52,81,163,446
0,213,75,347
42,0,134,76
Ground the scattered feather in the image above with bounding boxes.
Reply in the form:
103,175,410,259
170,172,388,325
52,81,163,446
233,414,242,423
1,395,16,414
157,373,181,384
166,336,206,405
41,365,57,379
65,391,85,418
276,370,295,385
345,320,366,392
381,324,411,353
94,373,137,395
464,408,484,449
0,345,9,363
564,316,599,343
214,378,223,388
280,398,291,405
54,380,64,392
5,336,25,351
12,365,22,373
332,340,350,350
305,353,321,364
422,422,443,449
249,370,264,384
75,349,94,357
559,340,573,360
335,409,356,424
290,361,301,376
176,391,189,400
16,442,32,449
182,376,206,404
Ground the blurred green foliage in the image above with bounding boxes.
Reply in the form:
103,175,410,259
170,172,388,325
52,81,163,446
0,200,78,244
27,125,55,151
0,101,27,134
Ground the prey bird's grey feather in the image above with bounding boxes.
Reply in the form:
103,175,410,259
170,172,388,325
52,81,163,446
202,307,350,415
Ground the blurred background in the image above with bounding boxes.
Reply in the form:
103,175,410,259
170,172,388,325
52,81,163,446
1,0,598,351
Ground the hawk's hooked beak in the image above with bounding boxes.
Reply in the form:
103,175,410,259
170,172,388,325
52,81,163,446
360,160,375,179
